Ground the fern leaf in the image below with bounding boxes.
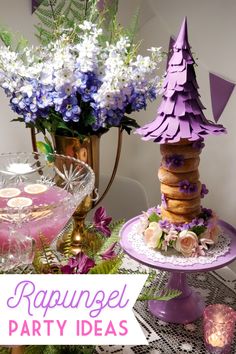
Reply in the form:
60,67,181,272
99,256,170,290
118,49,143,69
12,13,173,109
70,7,84,21
36,13,56,29
54,0,66,17
125,7,139,46
138,287,181,301
89,257,122,274
40,0,50,6
64,0,73,17
36,6,55,18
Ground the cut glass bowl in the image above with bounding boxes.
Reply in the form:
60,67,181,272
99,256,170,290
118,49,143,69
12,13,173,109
0,152,95,271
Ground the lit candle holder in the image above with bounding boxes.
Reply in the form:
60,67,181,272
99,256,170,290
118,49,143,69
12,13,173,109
203,304,236,354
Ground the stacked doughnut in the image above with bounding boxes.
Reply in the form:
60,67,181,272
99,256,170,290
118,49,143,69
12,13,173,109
159,139,203,223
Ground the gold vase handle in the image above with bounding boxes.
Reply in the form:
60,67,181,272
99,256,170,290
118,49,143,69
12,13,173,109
31,127,38,152
30,126,123,208
94,127,123,207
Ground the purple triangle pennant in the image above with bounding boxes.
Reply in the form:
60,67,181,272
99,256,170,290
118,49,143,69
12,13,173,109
209,73,235,122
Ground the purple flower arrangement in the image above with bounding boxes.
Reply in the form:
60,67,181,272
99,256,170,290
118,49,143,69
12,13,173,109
140,207,221,257
0,21,162,139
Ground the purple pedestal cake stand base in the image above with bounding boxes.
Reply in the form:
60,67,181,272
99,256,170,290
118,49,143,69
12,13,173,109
120,218,236,324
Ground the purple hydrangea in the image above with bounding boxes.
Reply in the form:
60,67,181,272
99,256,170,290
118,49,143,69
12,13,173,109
201,184,209,198
164,154,184,169
179,180,198,194
159,219,171,231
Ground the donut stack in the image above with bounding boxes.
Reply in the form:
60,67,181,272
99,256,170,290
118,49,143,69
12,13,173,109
158,139,202,223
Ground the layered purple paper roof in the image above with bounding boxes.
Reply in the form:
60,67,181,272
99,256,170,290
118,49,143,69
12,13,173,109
136,17,226,144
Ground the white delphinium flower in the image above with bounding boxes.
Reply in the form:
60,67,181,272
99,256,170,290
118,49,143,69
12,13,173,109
74,22,102,73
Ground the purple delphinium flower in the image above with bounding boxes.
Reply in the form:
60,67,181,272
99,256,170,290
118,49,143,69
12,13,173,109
179,180,198,194
161,193,167,209
93,206,112,236
55,95,81,122
100,242,117,260
164,154,184,169
77,72,100,102
201,184,209,198
130,92,147,111
192,139,205,150
61,252,95,274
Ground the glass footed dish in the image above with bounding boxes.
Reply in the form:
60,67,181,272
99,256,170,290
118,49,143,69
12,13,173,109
0,152,95,271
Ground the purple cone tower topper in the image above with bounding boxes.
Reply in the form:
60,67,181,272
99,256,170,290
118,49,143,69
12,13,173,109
136,17,226,144
136,17,226,225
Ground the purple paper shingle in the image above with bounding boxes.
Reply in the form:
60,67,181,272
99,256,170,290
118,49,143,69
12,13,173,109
136,17,226,144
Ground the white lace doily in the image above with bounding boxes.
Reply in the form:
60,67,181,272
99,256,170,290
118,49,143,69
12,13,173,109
127,222,231,265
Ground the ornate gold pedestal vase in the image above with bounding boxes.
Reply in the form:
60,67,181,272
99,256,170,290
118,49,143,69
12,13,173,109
31,128,122,255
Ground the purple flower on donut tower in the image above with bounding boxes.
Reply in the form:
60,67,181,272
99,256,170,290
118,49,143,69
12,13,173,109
136,18,226,257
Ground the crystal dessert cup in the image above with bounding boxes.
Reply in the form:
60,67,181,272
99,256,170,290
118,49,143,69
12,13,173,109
203,304,236,354
0,152,95,271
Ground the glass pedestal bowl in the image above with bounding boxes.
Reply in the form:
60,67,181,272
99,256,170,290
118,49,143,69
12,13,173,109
0,152,95,271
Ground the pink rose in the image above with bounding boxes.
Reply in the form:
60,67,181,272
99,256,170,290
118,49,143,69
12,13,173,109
175,230,199,257
144,222,162,248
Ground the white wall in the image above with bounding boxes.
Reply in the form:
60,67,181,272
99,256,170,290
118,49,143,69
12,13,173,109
0,0,36,152
0,1,235,269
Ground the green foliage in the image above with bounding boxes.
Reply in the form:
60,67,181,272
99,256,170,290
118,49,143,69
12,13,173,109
89,256,123,274
124,7,139,46
148,212,161,223
120,116,140,135
191,225,206,236
138,287,181,301
0,26,13,47
25,344,95,354
138,271,181,301
0,25,29,55
34,0,100,45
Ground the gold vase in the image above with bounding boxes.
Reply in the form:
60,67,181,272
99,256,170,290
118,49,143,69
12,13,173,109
51,129,123,254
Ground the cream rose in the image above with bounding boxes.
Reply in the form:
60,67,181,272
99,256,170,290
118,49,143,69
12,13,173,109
144,222,163,248
175,230,198,257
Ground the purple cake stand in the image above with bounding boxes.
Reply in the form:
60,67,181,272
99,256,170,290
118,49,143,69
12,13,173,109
120,217,236,324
